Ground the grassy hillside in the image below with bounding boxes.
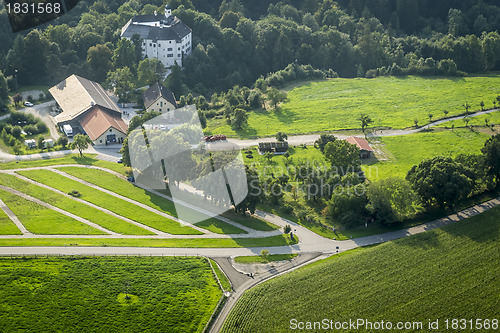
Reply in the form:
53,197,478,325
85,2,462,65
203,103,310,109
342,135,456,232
363,129,491,180
222,205,500,333
208,75,500,138
0,257,221,333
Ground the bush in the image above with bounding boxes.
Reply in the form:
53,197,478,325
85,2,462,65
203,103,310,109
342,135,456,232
11,125,22,138
246,154,253,159
280,205,293,215
68,190,81,198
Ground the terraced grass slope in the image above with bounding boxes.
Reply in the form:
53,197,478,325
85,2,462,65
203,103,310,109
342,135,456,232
0,205,21,235
222,205,500,333
0,188,105,235
57,167,247,234
208,75,500,138
0,174,153,235
17,169,202,235
0,257,221,332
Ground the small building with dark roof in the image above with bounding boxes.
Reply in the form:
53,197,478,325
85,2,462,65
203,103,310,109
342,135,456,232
143,82,177,113
258,142,289,154
345,136,374,159
120,9,192,68
80,107,128,146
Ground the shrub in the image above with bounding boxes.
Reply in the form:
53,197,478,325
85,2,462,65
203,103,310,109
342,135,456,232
280,205,293,215
68,190,81,198
246,154,253,159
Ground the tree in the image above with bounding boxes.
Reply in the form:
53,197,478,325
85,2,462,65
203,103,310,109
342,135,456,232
87,44,113,82
443,110,449,117
326,185,368,228
314,134,336,153
428,113,433,122
37,136,45,150
481,134,500,186
13,93,22,107
70,134,93,157
106,67,135,102
234,166,262,215
284,224,291,234
406,156,473,208
230,108,248,130
463,116,471,127
266,87,286,110
463,102,471,114
138,58,167,86
275,132,287,142
324,140,360,176
357,113,373,134
260,249,270,262
264,151,274,163
57,136,68,148
11,126,22,138
112,39,137,71
366,178,420,224
165,62,184,97
0,71,9,109
480,101,485,111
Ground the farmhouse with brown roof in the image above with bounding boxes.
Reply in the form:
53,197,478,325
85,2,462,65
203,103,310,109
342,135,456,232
49,74,128,146
345,136,374,159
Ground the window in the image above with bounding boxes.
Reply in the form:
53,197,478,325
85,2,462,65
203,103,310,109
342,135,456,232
109,129,112,132
178,47,180,50
100,140,102,143
167,54,173,57
158,43,161,47
178,54,181,58
149,43,152,46
160,101,163,107
168,47,172,51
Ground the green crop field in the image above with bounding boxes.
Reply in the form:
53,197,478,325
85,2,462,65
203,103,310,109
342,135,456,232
17,169,202,235
0,188,104,235
0,205,21,235
208,75,500,138
0,257,221,333
364,129,491,180
222,205,500,333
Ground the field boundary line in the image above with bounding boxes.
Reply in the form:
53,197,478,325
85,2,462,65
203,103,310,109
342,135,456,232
0,198,29,234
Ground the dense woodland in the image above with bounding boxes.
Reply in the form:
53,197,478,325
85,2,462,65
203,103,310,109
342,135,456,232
0,0,500,101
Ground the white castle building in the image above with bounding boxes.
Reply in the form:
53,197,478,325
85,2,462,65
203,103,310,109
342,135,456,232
120,5,192,68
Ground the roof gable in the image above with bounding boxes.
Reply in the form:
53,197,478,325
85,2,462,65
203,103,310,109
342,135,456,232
143,82,177,109
345,136,374,152
80,107,128,140
50,75,121,124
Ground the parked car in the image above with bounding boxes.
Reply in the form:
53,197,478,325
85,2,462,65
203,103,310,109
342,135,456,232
117,158,123,164
127,176,135,182
24,102,34,107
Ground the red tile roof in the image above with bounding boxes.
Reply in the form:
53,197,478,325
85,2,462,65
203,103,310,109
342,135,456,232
80,107,128,140
345,136,374,152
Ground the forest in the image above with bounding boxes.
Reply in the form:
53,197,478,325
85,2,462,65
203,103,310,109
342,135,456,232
0,0,500,100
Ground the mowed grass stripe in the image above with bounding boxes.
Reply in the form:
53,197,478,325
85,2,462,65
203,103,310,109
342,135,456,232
0,203,21,235
0,234,298,248
0,174,153,236
194,219,246,234
0,189,105,235
17,169,202,235
58,166,178,215
59,167,270,233
221,206,500,333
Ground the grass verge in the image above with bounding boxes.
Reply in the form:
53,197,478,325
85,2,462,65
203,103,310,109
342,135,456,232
0,205,21,235
0,234,298,248
234,253,298,264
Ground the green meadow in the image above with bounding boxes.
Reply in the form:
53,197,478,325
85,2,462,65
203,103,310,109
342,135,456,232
222,205,500,333
208,75,500,138
0,205,21,235
0,257,221,333
364,129,491,180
